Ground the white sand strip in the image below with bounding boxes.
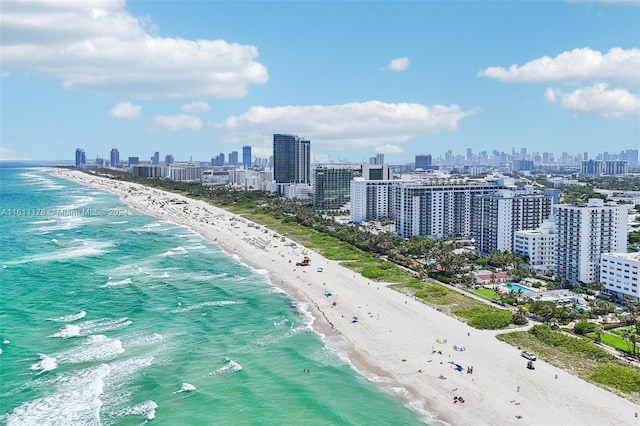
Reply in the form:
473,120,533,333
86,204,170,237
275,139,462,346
54,169,639,426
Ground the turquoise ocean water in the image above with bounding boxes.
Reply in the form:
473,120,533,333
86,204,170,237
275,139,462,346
0,168,427,425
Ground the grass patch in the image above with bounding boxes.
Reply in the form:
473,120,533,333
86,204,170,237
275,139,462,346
472,288,498,299
589,332,636,353
590,365,640,395
454,306,512,329
342,255,413,283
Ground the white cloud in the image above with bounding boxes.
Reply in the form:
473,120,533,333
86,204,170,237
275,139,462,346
110,102,141,119
181,101,210,113
545,84,640,119
217,101,478,151
152,114,203,131
478,47,639,87
375,144,404,154
383,56,410,71
1,0,268,99
0,146,28,161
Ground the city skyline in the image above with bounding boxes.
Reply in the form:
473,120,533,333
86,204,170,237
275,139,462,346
2,1,639,163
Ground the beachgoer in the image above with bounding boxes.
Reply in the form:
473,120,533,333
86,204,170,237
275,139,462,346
517,386,520,392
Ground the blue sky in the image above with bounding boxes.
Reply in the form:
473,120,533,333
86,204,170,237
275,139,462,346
1,0,639,163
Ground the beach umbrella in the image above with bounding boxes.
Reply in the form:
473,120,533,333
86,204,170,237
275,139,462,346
352,316,359,323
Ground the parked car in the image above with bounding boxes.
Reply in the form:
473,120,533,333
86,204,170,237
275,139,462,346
521,351,537,361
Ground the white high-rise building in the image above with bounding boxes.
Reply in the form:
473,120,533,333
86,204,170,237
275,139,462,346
600,253,640,303
554,199,627,284
514,220,556,276
350,178,394,223
472,187,552,255
392,179,504,238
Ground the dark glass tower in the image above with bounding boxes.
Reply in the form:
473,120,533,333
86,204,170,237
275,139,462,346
242,145,252,167
273,134,310,184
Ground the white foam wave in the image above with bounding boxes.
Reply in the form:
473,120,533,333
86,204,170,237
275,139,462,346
57,335,125,364
266,286,287,295
209,359,243,376
124,333,164,349
173,383,196,394
50,318,131,338
110,221,129,225
32,219,57,225
30,354,58,375
159,246,188,257
101,278,132,288
0,348,3,355
48,310,86,322
4,339,10,344
172,300,245,313
7,363,110,425
50,324,81,339
254,268,269,276
79,318,132,335
295,302,316,326
273,318,289,328
161,272,170,278
185,244,207,251
9,239,113,264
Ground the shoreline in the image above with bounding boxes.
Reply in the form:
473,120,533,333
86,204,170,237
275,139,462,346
53,169,639,426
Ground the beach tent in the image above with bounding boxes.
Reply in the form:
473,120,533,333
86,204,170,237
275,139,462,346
454,364,463,372
317,267,324,272
352,316,359,323
324,290,332,297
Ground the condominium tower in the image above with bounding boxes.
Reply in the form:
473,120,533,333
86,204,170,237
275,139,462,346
554,199,627,284
273,134,311,186
472,187,552,255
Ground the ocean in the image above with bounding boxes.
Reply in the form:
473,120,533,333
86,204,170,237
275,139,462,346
0,168,427,425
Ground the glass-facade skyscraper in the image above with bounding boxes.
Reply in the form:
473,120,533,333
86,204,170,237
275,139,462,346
75,148,86,166
273,134,310,184
242,145,252,167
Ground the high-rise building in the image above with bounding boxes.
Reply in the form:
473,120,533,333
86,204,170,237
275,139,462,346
350,179,394,223
368,153,384,165
228,151,239,166
554,199,627,284
273,134,310,185
415,154,432,170
128,157,139,165
75,148,86,166
211,153,225,167
393,179,505,238
620,149,639,166
514,221,556,276
110,148,120,166
600,253,640,303
242,146,252,167
151,151,160,165
472,188,552,255
165,154,174,164
313,165,360,209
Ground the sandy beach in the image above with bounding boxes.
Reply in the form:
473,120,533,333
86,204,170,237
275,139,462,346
54,169,638,426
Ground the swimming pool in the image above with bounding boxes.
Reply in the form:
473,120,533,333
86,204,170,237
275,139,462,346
502,283,533,293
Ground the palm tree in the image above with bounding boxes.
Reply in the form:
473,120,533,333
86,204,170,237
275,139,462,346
622,329,638,356
593,324,604,344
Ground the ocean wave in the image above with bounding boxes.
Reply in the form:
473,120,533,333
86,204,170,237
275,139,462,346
101,278,132,288
56,335,125,364
171,300,245,313
8,239,113,264
48,310,87,322
7,363,110,425
30,354,58,375
159,246,188,257
50,318,132,338
173,383,196,394
209,359,242,376
50,324,81,339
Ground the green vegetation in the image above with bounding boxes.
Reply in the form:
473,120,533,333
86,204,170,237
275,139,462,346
497,325,640,403
590,365,640,394
472,288,497,299
454,306,512,329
